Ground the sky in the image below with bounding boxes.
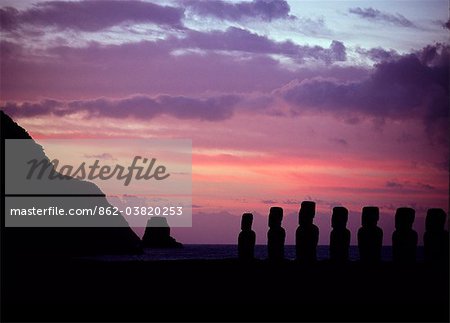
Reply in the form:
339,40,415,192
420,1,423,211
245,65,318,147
1,0,449,245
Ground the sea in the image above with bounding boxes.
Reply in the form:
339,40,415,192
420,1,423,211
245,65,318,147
88,245,425,262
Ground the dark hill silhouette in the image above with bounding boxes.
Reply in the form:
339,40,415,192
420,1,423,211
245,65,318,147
0,111,141,256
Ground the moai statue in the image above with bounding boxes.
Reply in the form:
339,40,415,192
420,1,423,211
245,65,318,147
238,213,256,260
330,206,350,262
358,206,383,263
296,201,319,262
267,207,285,261
392,207,417,263
424,208,449,263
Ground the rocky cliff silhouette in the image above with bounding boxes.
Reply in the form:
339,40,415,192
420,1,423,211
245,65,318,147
0,111,141,256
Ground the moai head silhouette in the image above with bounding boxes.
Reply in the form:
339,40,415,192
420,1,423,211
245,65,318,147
362,206,379,228
332,206,348,230
299,201,315,226
395,207,415,231
269,207,283,228
426,208,447,232
241,213,253,231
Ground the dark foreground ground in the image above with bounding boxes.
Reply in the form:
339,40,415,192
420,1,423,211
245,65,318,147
1,258,449,322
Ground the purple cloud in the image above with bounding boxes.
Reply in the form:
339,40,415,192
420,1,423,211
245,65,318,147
0,7,18,31
0,0,184,32
386,181,437,192
417,182,435,190
182,0,292,22
356,47,399,62
386,181,403,189
1,99,60,118
0,38,299,97
330,138,348,146
180,27,346,63
1,94,240,122
281,199,301,205
25,26,345,64
349,7,416,28
444,19,450,30
3,26,347,65
279,44,449,143
261,199,278,204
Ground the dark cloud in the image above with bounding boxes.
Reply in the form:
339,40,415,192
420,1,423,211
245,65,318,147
281,199,300,205
261,199,278,204
416,182,435,190
1,99,60,118
1,34,365,102
0,0,184,32
330,138,348,146
0,38,290,97
1,95,240,122
349,7,416,28
182,0,291,22
386,181,403,189
0,7,19,31
180,27,346,63
444,19,450,30
5,26,347,65
279,44,449,143
328,40,346,62
0,40,23,59
386,181,436,191
356,47,399,62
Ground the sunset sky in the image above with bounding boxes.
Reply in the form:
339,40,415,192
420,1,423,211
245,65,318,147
1,0,449,245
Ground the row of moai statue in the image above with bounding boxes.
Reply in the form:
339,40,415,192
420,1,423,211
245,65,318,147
238,201,449,263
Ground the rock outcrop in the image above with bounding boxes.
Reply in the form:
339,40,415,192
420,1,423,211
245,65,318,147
142,216,182,248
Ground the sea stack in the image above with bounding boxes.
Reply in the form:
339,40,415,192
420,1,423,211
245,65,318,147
142,216,183,248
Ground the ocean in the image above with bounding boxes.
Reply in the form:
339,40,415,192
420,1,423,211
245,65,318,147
88,245,425,262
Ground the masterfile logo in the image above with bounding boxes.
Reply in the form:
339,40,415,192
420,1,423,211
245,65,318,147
26,156,171,186
4,139,192,228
